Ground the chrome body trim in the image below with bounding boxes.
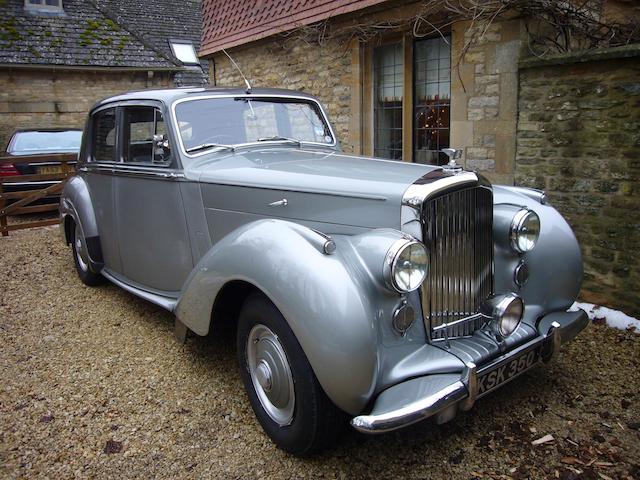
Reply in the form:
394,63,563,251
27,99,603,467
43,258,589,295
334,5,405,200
351,379,468,433
80,163,185,180
401,171,480,208
101,269,178,311
421,184,494,340
458,362,477,411
431,312,489,332
351,313,570,433
170,93,338,159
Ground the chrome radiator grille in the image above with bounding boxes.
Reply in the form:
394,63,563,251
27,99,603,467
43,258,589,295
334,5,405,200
421,186,494,340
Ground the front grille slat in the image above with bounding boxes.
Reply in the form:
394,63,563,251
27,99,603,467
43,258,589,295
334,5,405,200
421,186,493,341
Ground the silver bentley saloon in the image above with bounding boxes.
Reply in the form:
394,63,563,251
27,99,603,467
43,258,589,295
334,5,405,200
60,87,589,455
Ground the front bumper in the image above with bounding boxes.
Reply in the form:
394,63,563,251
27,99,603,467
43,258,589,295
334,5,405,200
351,308,589,434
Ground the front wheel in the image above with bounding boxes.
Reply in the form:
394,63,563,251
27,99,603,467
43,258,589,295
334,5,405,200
237,293,344,455
71,222,104,287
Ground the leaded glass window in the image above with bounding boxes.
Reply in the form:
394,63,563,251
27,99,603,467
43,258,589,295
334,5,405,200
373,43,403,160
413,36,451,165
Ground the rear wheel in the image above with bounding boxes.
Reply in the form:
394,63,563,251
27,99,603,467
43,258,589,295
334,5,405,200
237,293,344,455
71,222,104,286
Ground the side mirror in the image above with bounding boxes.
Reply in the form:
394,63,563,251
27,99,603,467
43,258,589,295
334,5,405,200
153,133,169,149
153,134,169,163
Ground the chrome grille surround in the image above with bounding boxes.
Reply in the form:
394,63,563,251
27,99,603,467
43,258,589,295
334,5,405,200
420,185,494,341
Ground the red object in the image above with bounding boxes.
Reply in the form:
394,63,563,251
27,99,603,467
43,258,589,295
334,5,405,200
0,162,20,177
200,0,390,56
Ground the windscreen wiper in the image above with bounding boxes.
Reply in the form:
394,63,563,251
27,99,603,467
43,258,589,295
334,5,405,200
257,136,302,146
186,143,235,154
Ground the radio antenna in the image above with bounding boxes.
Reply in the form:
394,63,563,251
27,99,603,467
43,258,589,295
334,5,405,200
222,48,252,94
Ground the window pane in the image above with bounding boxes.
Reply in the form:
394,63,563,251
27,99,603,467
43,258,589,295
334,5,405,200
92,108,116,162
175,98,333,157
124,107,170,163
413,36,451,165
373,43,403,160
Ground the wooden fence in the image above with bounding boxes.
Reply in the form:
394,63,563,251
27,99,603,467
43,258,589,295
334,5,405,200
0,153,77,236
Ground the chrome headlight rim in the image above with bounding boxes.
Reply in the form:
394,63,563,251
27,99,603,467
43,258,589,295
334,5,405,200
510,208,540,254
483,293,524,339
384,238,428,293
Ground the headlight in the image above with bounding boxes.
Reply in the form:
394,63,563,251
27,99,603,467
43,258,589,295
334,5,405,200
510,209,540,253
384,240,428,293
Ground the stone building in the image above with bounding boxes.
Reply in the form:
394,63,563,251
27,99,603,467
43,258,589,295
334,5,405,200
0,0,208,148
199,0,640,315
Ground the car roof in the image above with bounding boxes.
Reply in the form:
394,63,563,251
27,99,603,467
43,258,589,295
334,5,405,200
12,128,83,134
91,87,321,112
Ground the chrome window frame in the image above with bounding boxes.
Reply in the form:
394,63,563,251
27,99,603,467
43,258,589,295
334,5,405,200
170,94,338,159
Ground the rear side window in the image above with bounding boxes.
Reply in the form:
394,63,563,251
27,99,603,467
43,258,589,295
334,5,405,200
92,108,117,162
123,106,170,164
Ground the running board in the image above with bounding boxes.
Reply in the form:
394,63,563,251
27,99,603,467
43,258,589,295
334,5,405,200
101,270,178,312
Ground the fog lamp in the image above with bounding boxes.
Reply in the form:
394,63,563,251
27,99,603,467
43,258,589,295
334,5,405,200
481,293,524,339
392,301,415,335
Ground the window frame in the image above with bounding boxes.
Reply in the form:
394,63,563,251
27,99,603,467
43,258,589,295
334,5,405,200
89,105,118,163
88,100,178,169
121,105,172,166
24,0,64,13
171,94,338,160
362,32,452,164
169,40,200,65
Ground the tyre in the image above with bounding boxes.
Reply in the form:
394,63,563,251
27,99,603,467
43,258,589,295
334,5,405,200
71,222,104,287
237,293,345,455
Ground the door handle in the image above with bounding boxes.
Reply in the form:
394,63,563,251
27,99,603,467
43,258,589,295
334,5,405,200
269,199,288,207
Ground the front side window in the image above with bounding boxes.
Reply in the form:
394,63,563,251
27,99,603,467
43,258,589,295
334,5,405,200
92,108,116,162
175,97,334,156
123,107,169,164
373,43,403,160
413,36,451,165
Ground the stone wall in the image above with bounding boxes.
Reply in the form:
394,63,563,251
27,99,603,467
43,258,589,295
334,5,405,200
516,46,640,316
0,69,172,149
451,18,525,185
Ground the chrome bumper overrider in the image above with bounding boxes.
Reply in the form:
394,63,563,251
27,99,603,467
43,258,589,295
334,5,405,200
351,309,588,434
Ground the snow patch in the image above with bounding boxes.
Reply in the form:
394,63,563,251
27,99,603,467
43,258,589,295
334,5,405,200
570,302,640,334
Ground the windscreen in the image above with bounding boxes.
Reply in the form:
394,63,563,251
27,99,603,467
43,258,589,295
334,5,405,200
175,97,334,153
10,130,82,153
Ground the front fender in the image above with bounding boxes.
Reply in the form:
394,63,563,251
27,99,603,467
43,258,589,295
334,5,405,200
493,186,583,324
175,219,407,414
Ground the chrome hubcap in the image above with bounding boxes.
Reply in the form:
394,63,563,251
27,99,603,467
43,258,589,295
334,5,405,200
247,324,295,426
74,229,89,272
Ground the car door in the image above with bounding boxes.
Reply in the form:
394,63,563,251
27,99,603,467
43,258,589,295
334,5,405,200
84,105,123,273
112,102,193,293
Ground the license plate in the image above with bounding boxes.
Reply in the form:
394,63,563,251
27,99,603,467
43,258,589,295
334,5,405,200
37,165,63,174
478,347,540,396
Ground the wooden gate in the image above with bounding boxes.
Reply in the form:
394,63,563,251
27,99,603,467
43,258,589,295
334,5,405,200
0,153,77,236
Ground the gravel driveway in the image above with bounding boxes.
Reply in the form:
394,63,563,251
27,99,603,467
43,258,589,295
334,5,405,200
1,224,639,479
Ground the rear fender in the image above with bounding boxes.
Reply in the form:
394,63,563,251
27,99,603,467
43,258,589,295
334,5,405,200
60,175,102,265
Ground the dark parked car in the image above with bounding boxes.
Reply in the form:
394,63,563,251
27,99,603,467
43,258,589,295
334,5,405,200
1,128,82,202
